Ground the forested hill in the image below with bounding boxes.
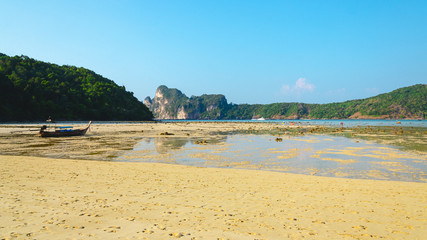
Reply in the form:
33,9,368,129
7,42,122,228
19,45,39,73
0,53,153,121
146,84,426,120
224,84,426,120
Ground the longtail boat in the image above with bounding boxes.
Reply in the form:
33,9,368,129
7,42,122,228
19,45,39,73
39,121,92,137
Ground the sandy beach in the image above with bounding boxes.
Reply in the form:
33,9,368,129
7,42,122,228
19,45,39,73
1,122,426,239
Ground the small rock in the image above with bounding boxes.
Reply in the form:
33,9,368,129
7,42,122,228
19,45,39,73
160,132,174,135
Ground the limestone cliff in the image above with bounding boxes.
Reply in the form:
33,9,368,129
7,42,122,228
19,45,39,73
146,85,229,119
144,97,152,109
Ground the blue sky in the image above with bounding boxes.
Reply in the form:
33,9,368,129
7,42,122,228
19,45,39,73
1,0,426,104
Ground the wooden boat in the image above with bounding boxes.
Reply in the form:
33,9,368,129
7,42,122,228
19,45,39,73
39,121,91,137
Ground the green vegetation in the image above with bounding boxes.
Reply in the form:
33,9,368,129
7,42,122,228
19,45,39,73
225,84,426,119
306,85,426,119
150,84,426,120
0,53,153,121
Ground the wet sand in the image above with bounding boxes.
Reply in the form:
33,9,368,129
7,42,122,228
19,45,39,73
1,122,426,239
0,122,307,162
1,122,425,182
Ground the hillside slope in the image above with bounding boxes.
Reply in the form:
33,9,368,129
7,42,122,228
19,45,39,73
146,84,426,120
0,54,153,121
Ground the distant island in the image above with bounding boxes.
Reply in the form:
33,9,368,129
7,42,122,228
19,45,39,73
0,53,153,121
145,84,426,120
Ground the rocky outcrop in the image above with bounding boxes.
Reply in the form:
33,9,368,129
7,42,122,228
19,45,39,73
145,85,229,119
144,97,152,109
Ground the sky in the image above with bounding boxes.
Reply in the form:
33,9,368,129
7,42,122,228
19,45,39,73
1,0,426,104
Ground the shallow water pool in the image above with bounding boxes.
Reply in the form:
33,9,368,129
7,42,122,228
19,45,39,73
116,134,427,182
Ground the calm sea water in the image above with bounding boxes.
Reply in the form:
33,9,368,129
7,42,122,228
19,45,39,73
161,119,427,127
1,119,426,128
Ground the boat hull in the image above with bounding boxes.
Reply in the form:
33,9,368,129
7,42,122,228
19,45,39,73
40,128,89,137
40,121,91,138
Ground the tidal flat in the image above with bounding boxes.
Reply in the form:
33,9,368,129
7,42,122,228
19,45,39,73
1,122,426,182
1,122,426,239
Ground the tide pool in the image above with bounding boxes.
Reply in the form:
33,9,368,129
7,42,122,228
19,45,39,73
117,134,427,182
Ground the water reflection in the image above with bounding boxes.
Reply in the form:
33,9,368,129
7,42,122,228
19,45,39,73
117,134,427,182
155,137,190,154
1,128,425,182
132,135,229,154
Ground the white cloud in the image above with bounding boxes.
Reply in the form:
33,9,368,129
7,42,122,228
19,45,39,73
295,78,314,92
281,78,315,94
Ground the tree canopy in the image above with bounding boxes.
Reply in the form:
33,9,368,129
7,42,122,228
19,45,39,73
0,53,153,121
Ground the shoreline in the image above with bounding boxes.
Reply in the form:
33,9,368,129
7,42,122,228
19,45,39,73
1,122,426,239
1,155,426,239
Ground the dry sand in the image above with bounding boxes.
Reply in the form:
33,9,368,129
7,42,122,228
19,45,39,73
1,155,426,240
0,122,426,239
